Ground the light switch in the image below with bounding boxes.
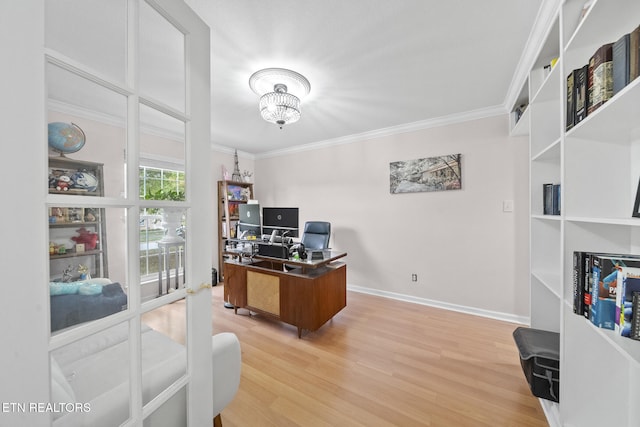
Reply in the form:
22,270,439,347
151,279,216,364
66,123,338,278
503,200,514,212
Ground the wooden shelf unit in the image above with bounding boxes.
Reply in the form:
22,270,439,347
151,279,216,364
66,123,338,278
217,180,254,282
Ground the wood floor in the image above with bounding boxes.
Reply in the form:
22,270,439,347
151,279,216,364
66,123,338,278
149,284,548,427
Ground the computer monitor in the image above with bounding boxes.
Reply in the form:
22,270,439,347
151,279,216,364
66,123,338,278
262,207,299,238
238,204,261,238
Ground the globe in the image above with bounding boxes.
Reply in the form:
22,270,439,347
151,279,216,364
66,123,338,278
48,122,86,154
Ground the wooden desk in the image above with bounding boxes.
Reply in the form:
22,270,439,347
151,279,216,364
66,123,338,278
224,252,347,338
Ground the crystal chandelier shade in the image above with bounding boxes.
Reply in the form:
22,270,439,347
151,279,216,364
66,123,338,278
249,68,310,128
259,84,301,128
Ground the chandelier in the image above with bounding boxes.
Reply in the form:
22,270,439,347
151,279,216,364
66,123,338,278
249,68,311,129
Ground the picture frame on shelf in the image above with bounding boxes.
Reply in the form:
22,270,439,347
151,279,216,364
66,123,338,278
633,178,640,218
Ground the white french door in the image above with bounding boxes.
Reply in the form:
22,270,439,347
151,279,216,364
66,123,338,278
43,1,212,426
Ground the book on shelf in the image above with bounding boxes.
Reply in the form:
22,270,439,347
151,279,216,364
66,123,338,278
630,25,640,82
612,33,630,96
591,255,619,330
573,251,592,315
566,69,576,131
616,268,640,336
575,64,589,124
590,254,640,330
587,43,613,115
631,292,640,340
542,183,561,215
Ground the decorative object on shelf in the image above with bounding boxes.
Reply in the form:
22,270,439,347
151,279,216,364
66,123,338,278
515,103,528,123
242,170,253,183
77,264,90,280
71,227,99,251
48,122,86,156
249,68,311,129
633,178,640,218
221,164,230,181
69,170,99,192
232,149,242,182
389,154,462,194
48,157,103,196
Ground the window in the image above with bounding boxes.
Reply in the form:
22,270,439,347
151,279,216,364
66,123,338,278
139,166,185,279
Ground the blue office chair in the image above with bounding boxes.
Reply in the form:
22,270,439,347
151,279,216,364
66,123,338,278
301,221,331,250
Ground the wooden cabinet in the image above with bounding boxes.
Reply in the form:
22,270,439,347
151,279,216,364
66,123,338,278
48,157,108,281
224,259,347,338
217,180,254,282
520,1,640,425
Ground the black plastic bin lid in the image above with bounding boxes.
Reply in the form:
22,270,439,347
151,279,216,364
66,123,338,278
513,327,560,360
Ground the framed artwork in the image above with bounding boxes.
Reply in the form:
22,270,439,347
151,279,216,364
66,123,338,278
390,153,462,194
633,178,640,218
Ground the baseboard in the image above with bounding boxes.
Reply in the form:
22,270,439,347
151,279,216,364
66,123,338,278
346,284,529,325
539,399,560,427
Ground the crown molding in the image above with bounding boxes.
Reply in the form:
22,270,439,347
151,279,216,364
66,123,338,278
48,98,125,128
253,104,507,159
209,144,256,160
48,98,187,143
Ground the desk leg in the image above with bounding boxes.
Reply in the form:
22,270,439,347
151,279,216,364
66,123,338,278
297,327,303,339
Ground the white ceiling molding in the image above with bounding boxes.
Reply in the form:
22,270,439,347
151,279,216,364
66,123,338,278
48,98,125,129
254,104,507,159
210,144,256,160
48,98,185,143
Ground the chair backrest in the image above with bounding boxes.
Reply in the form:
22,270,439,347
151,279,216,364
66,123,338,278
301,221,331,250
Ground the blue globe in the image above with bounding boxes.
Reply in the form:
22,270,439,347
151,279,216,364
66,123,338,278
48,122,86,154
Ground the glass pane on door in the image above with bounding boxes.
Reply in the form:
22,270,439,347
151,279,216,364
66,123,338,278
140,303,187,407
45,0,127,85
139,103,186,197
139,207,187,300
46,62,127,199
139,0,186,113
50,321,131,425
49,206,128,334
144,385,187,427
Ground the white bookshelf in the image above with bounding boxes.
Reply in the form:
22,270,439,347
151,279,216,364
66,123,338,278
520,0,640,425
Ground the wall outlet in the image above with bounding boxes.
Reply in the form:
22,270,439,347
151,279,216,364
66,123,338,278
411,273,418,282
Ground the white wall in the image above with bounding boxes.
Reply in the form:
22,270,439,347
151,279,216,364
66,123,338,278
254,114,530,321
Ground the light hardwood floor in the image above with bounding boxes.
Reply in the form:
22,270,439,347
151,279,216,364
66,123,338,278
145,284,548,427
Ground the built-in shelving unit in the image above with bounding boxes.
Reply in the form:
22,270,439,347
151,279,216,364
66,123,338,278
519,0,640,425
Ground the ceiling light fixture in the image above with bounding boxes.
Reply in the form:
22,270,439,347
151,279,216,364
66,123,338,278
249,68,310,129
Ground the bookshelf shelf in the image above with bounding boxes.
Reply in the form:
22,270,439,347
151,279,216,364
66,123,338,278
531,60,561,105
528,2,640,426
510,108,530,136
531,270,562,299
531,137,560,162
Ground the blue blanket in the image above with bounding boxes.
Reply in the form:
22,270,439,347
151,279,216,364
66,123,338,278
50,283,128,332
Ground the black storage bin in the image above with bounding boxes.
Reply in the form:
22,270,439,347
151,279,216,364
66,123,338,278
512,327,560,402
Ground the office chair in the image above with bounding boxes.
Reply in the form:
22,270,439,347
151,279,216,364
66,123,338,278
301,221,331,250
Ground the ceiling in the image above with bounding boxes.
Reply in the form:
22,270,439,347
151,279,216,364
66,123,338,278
190,0,546,155
46,1,549,157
